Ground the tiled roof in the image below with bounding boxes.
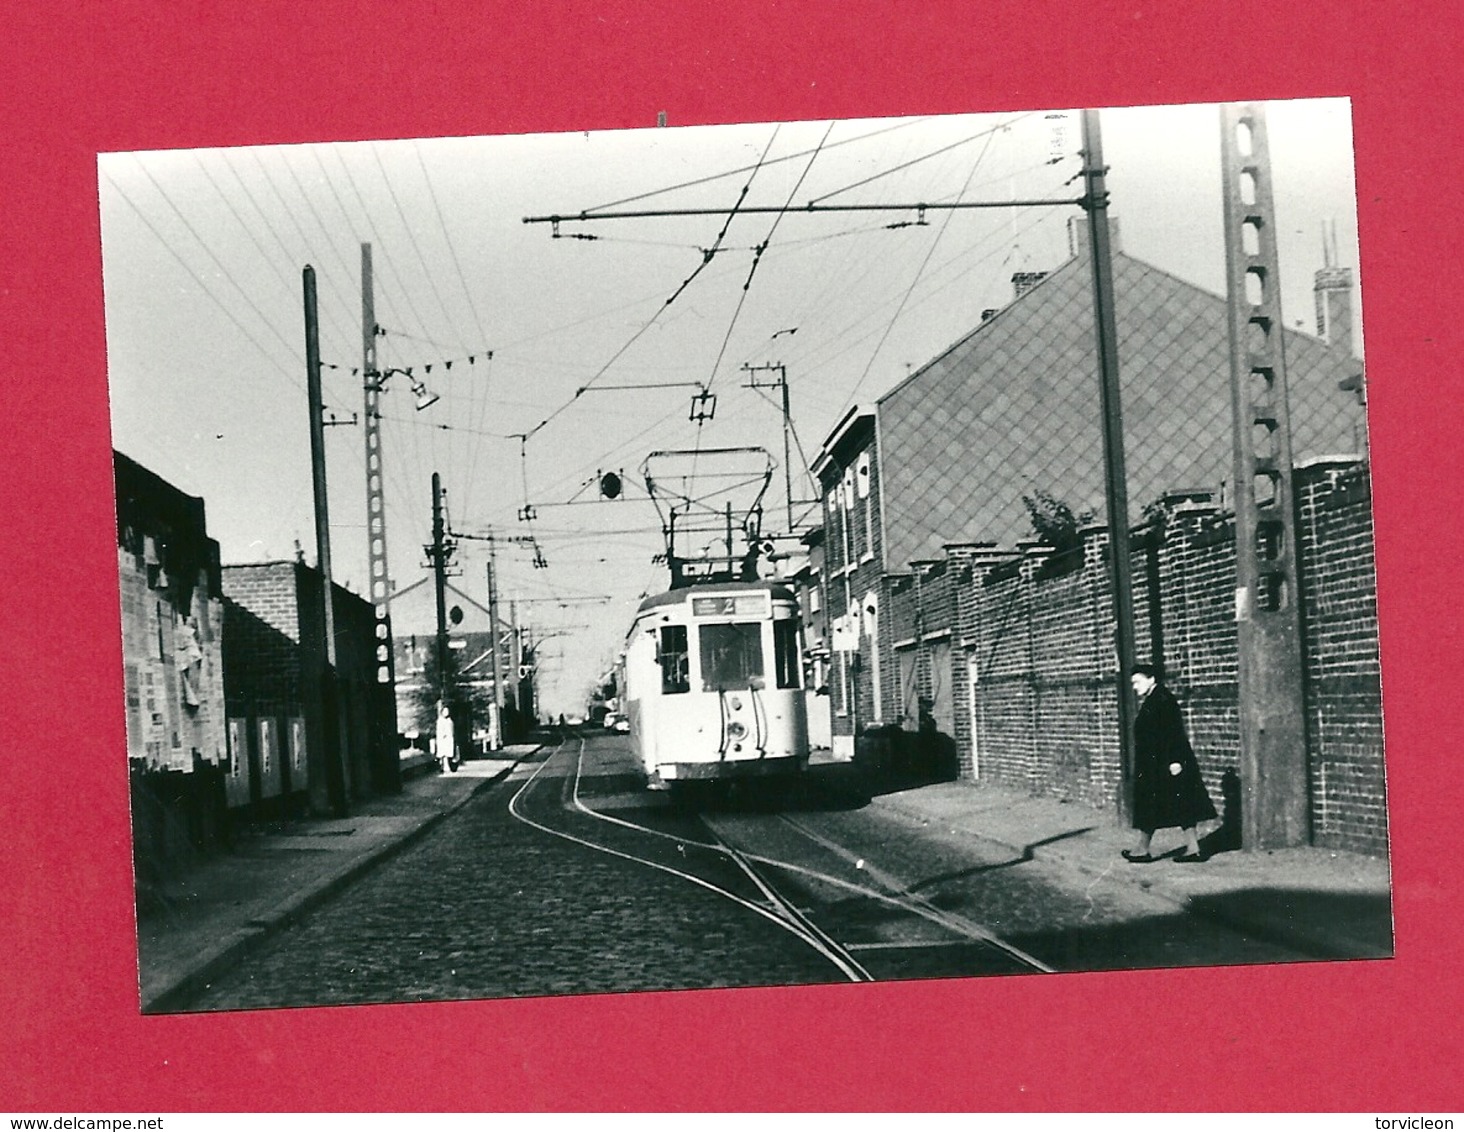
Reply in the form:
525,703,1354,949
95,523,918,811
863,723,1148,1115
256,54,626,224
877,249,1365,568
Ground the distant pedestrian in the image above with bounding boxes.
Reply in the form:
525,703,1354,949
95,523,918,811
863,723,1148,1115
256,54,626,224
435,701,457,773
1122,664,1216,863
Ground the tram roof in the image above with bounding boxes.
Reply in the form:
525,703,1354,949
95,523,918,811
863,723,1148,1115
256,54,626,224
634,579,797,615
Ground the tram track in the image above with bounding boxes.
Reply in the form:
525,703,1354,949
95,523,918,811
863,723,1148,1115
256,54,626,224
508,739,871,981
507,737,1052,980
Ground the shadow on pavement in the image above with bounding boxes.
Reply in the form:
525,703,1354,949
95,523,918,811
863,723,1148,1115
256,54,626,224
1184,886,1394,958
904,825,1100,893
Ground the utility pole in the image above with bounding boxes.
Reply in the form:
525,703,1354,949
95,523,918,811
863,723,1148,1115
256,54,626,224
509,598,523,720
741,362,797,532
304,265,347,817
1081,108,1139,821
361,245,393,670
426,472,454,707
1220,103,1309,848
361,243,400,792
486,539,506,748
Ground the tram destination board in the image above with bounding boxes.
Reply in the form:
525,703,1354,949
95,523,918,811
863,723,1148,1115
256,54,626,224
691,593,772,618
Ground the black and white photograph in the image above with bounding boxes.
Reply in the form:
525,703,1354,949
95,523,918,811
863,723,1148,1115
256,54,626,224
101,98,1390,1015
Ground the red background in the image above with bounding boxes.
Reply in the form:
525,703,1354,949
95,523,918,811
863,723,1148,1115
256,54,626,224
2,1,1457,1112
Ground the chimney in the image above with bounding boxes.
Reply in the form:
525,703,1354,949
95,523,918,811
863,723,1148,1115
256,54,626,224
1067,214,1122,258
1314,265,1354,350
1313,221,1355,352
1012,271,1048,300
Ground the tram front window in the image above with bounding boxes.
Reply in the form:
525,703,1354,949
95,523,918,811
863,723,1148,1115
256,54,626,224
699,622,764,692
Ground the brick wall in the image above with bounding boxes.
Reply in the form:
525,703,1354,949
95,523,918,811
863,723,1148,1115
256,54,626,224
222,561,399,818
950,461,1387,854
1295,461,1385,852
222,563,302,714
221,563,309,815
959,542,1124,808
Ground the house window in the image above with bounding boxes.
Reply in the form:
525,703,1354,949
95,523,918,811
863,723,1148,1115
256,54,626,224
840,472,854,566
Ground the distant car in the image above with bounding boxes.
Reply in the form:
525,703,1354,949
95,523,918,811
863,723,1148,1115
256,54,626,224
565,714,585,727
603,712,620,729
614,716,630,734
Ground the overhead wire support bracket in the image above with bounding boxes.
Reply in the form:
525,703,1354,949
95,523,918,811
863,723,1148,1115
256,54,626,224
524,197,1082,226
573,381,706,394
689,388,717,422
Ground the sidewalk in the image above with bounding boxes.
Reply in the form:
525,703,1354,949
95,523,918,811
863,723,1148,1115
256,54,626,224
135,745,539,1014
864,770,1395,961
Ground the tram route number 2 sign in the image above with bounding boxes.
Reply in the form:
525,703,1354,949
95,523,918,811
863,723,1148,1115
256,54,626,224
692,593,771,618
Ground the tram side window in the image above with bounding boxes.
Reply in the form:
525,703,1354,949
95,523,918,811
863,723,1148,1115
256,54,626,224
773,618,802,689
659,625,690,694
699,622,764,692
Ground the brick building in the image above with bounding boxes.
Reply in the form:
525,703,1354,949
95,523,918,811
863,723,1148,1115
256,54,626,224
810,409,884,760
804,219,1382,851
790,527,832,750
115,452,229,882
221,560,399,818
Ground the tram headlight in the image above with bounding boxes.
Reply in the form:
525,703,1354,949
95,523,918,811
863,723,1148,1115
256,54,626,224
727,720,747,740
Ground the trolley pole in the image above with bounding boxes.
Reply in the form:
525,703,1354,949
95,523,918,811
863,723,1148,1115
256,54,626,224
1081,109,1139,822
741,362,796,532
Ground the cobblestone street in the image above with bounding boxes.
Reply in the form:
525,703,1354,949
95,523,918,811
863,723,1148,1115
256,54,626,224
189,758,840,1011
186,740,1320,1013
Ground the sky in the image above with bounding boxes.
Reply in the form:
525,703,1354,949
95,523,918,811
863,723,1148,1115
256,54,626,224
98,98,1362,718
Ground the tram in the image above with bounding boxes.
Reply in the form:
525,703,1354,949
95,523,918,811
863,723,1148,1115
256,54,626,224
622,579,809,790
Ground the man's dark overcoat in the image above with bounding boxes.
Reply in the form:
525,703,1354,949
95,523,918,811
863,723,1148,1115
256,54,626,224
1132,683,1217,831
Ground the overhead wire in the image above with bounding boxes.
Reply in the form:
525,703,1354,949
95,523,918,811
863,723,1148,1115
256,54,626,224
192,153,354,350
794,198,1068,405
102,168,304,397
278,148,361,302
367,142,469,505
573,114,935,216
704,121,831,396
109,156,395,594
326,142,469,591
246,149,359,341
518,179,753,443
808,112,1034,205
130,157,304,364
412,140,497,523
516,118,1072,570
